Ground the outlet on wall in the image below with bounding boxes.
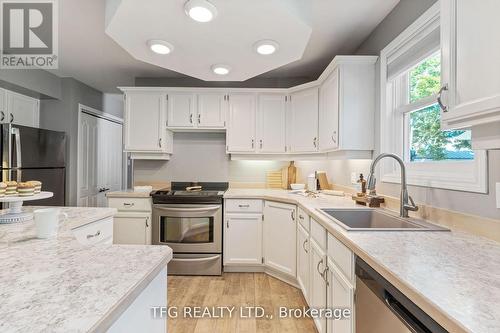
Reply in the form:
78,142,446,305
496,182,500,209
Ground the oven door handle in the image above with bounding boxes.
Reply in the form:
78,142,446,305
154,205,221,213
171,255,221,263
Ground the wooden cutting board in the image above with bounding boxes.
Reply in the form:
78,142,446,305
266,171,283,189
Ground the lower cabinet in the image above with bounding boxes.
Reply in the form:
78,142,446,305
72,217,114,245
310,238,327,333
327,257,355,333
113,213,152,245
224,214,263,265
297,223,310,303
263,201,297,277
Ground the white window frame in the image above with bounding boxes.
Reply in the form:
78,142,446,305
379,3,488,193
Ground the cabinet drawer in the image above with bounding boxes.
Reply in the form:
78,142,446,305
328,233,354,283
73,217,113,245
225,199,263,213
108,197,152,212
297,207,310,230
310,218,327,250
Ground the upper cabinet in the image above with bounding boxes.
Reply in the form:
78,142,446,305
441,0,500,130
226,93,256,153
197,93,227,128
123,90,173,160
167,92,227,130
167,92,196,128
289,87,319,153
0,88,39,128
257,94,287,153
319,57,376,153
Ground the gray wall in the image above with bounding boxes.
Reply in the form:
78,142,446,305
0,69,62,99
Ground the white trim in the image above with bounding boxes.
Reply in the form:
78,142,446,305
379,2,488,194
78,103,123,124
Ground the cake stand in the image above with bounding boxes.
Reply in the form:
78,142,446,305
0,192,54,224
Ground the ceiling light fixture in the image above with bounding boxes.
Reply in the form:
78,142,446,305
254,40,279,55
148,40,174,55
211,64,230,75
185,0,217,23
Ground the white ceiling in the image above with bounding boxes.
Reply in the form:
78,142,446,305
52,0,399,93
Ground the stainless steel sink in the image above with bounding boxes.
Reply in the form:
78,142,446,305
318,208,449,231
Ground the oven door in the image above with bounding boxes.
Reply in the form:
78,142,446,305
152,204,222,253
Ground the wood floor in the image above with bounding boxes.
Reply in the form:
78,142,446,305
167,273,317,333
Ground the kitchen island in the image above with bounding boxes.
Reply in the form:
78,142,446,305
0,206,172,333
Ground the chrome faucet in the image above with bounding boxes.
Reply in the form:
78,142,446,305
367,153,418,218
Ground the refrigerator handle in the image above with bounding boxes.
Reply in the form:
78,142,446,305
11,127,22,181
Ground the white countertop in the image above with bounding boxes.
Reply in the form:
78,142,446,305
225,189,500,333
0,206,172,333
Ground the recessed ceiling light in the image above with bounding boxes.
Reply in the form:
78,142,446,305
147,40,174,55
211,64,230,75
254,40,279,55
185,0,217,23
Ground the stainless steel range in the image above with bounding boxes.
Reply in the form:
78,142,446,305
152,182,228,276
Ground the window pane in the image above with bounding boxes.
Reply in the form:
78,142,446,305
409,52,441,103
409,104,474,161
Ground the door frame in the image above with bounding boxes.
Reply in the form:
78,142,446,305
77,104,124,206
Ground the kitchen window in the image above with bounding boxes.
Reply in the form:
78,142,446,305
379,3,487,193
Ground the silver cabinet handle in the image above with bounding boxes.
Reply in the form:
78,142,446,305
86,230,101,239
437,84,448,112
0,111,4,122
322,265,330,286
259,139,263,149
189,114,193,123
316,258,324,277
123,203,135,207
299,214,304,220
9,113,13,123
302,239,308,253
226,220,229,228
291,210,296,221
332,131,337,143
238,204,250,208
158,138,162,147
197,113,201,124
145,217,149,227
313,137,318,148
251,139,255,149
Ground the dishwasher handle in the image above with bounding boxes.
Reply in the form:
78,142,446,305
384,291,429,333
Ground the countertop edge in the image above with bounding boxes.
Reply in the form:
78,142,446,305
224,193,470,333
89,249,173,333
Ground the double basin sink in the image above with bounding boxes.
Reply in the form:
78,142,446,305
318,208,449,231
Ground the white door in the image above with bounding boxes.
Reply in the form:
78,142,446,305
224,214,263,265
327,258,355,333
197,93,227,128
257,94,287,153
310,239,327,333
78,113,99,207
226,93,256,153
297,223,310,304
124,91,166,152
113,213,151,245
167,92,196,128
5,90,39,127
263,201,296,277
319,69,340,151
441,0,500,128
290,88,319,152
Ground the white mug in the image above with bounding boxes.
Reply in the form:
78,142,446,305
34,208,68,239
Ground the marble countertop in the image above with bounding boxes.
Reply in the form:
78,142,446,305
106,190,152,198
225,189,500,333
0,206,172,333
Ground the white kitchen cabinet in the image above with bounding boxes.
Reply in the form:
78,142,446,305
123,90,172,159
263,201,296,277
167,92,196,128
72,217,114,245
310,238,327,333
441,0,500,130
226,93,257,153
297,223,310,304
289,87,319,153
224,214,263,265
113,213,151,245
257,94,287,153
319,69,340,151
0,88,39,127
327,258,355,333
197,93,227,128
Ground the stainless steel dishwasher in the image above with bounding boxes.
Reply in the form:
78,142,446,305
355,257,448,333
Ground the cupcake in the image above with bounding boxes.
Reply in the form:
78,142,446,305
28,180,42,194
17,182,35,197
5,181,18,196
0,182,6,197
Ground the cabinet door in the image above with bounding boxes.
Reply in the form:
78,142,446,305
289,88,319,152
310,239,327,333
197,93,227,128
263,201,296,277
327,258,354,333
6,90,39,127
441,0,500,128
113,214,151,245
224,214,262,265
319,69,339,151
226,94,256,153
167,93,196,128
297,223,310,304
257,94,287,153
124,92,166,152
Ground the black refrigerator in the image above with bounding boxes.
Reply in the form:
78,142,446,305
1,124,66,206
